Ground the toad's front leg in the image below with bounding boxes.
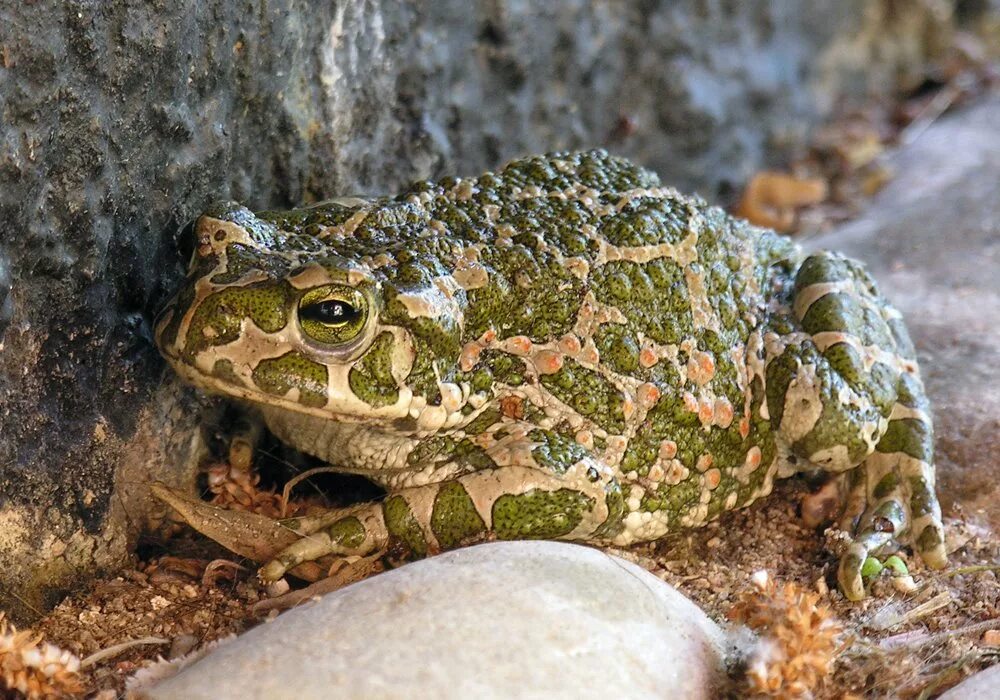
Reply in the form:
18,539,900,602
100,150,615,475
260,432,625,582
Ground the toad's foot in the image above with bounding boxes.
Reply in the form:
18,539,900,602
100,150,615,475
835,392,947,600
258,504,392,582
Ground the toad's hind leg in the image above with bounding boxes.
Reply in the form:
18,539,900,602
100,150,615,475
772,251,946,599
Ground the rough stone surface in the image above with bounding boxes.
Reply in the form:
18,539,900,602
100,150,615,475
807,97,1000,534
136,541,726,700
0,0,960,621
939,662,1000,699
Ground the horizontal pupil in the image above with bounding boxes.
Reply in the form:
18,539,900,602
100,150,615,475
302,299,360,325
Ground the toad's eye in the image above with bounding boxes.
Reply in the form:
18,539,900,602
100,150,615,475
297,285,369,347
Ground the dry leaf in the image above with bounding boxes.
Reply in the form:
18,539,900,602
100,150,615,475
735,172,827,232
149,482,328,582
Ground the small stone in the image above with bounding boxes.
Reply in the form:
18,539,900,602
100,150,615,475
750,570,770,591
265,578,290,598
149,595,172,611
891,575,917,594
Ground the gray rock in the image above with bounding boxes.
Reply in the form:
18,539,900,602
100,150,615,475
939,662,1000,699
136,542,727,700
0,0,972,620
807,97,1000,533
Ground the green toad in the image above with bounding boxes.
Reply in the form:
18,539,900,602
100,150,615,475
155,150,946,599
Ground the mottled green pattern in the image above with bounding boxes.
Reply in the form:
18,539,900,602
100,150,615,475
591,487,627,540
878,418,933,461
185,283,291,358
528,430,588,473
406,436,496,471
349,331,399,407
252,351,328,408
431,483,487,548
492,489,595,540
592,260,694,345
211,359,243,387
465,246,584,340
383,495,428,557
327,516,366,549
540,359,625,433
211,243,290,285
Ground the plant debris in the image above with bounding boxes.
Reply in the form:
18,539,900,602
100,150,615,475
1,613,83,699
24,553,259,697
727,570,845,698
